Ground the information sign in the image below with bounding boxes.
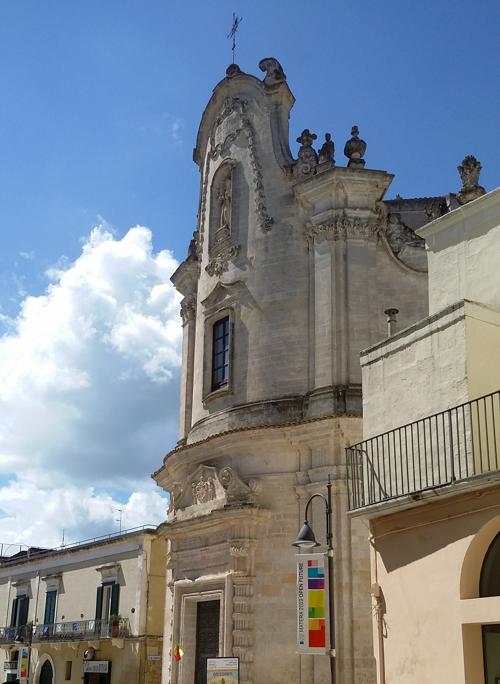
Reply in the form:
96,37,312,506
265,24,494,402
206,657,239,684
83,661,109,674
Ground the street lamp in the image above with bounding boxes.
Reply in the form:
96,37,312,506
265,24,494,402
293,475,336,684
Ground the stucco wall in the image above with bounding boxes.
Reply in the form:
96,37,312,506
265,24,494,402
361,302,469,440
370,487,500,684
418,188,500,316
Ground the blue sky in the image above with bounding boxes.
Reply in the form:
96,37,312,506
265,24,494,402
0,0,498,546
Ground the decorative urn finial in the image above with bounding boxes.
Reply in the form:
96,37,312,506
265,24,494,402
226,63,242,77
344,125,367,168
457,155,486,204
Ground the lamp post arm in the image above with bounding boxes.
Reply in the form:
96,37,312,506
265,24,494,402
303,493,329,524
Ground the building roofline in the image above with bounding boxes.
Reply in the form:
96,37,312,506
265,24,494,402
0,525,158,568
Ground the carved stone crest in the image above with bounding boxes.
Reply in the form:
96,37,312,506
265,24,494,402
170,464,258,513
191,474,216,505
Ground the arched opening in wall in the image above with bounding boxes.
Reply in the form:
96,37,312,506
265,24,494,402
39,659,54,684
33,654,56,684
460,514,500,599
460,517,500,684
480,533,500,597
480,534,500,684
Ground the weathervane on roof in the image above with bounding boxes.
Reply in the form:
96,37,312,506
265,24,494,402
227,13,243,64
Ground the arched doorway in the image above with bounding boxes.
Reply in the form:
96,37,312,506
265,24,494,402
481,534,500,684
39,660,53,684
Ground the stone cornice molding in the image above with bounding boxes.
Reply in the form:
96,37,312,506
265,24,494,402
170,258,200,296
157,505,271,542
153,414,362,489
305,211,382,249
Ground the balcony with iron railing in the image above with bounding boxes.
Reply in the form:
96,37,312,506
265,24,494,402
346,389,500,512
0,617,130,645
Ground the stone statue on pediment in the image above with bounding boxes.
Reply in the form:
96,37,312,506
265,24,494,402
318,133,335,166
457,155,486,204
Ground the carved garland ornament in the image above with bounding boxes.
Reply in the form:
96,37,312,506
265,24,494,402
197,97,275,262
206,244,240,277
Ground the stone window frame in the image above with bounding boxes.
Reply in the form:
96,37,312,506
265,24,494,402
172,577,232,684
203,306,235,406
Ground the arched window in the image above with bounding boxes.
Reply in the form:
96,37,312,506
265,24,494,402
480,533,500,597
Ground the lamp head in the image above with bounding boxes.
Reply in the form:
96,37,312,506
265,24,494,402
292,521,320,548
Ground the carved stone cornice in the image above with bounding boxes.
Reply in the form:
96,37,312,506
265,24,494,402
206,243,240,276
305,211,381,250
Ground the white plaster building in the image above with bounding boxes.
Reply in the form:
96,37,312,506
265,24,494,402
347,187,500,683
0,527,165,684
153,57,450,684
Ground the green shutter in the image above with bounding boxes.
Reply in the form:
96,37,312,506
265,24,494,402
10,597,18,627
110,583,120,616
18,596,29,626
43,590,57,625
95,585,103,620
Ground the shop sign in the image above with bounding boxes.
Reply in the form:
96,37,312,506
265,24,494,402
83,661,109,673
4,661,18,671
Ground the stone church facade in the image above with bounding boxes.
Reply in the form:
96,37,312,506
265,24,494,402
153,58,447,684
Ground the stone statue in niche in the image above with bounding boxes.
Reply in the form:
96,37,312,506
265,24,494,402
294,129,318,180
318,133,335,166
457,155,486,205
258,57,286,86
218,178,232,235
344,125,367,168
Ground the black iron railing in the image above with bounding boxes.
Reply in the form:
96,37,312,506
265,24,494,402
0,618,130,644
346,390,500,511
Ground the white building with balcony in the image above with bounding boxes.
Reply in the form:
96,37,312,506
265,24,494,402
0,527,165,684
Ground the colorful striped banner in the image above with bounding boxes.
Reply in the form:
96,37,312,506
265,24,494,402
296,553,330,654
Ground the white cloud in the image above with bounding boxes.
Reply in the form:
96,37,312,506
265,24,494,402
0,224,182,547
0,478,168,549
19,250,35,261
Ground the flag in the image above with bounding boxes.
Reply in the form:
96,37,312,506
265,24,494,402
173,644,184,662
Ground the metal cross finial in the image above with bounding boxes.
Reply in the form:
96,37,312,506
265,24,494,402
227,13,243,64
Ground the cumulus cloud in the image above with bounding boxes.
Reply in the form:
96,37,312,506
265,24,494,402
0,225,182,548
